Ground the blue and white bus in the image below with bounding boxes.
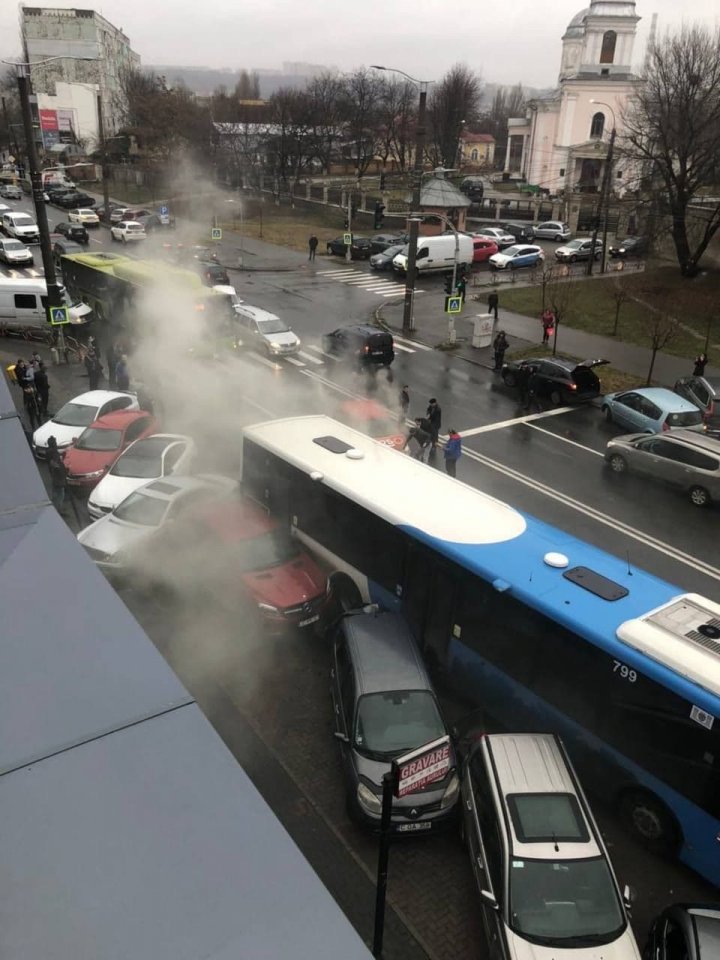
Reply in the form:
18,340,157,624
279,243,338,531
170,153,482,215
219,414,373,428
242,415,720,888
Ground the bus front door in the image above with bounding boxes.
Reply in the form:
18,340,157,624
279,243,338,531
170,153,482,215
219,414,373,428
403,548,457,673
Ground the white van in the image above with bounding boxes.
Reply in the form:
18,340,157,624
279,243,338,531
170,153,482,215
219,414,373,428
0,278,92,328
2,211,40,244
392,233,474,276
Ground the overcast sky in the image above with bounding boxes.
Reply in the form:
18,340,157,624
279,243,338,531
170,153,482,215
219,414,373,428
1,1,718,88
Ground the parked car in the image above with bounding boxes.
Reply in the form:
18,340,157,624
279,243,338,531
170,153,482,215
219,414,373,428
51,235,85,269
32,390,139,458
110,220,147,243
369,242,406,271
499,221,535,242
53,191,95,209
108,206,131,223
0,202,11,215
87,433,196,519
235,304,301,357
605,430,720,507
643,903,720,960
674,375,720,430
1,211,39,243
489,243,544,271
0,183,22,200
322,323,394,369
460,733,639,960
330,609,458,831
68,207,100,226
609,236,647,259
197,260,229,285
460,176,485,201
502,356,608,403
555,237,603,262
136,212,176,232
54,220,89,244
393,234,474,275
533,220,572,241
602,387,706,434
470,236,498,263
369,233,407,254
474,225,515,248
0,237,33,266
326,235,372,259
94,203,120,221
124,207,153,221
63,410,159,489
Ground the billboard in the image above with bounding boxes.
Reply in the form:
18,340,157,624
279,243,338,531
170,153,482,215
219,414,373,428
57,109,76,144
391,736,451,798
39,108,78,148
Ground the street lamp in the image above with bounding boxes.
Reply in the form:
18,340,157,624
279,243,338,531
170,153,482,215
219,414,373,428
371,65,433,333
587,99,617,277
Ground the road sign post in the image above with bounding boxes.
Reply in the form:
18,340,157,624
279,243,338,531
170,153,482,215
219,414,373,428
343,232,352,246
211,227,223,241
444,295,463,314
49,305,70,326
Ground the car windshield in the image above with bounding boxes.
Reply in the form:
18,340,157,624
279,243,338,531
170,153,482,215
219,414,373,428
666,409,703,427
53,401,97,427
111,438,171,477
564,240,584,249
3,240,24,250
383,244,406,258
258,318,289,335
113,491,169,527
75,427,123,451
503,246,523,256
128,224,144,231
509,857,625,946
13,215,34,225
354,690,445,758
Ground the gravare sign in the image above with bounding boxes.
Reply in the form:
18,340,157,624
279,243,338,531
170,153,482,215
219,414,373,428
392,735,451,798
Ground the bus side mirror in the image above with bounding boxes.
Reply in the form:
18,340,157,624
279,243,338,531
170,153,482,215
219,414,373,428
480,890,498,910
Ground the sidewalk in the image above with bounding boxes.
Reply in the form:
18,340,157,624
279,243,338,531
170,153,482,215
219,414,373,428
377,294,718,387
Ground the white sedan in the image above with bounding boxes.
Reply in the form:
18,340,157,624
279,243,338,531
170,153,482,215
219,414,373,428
68,207,100,226
32,390,139,458
87,433,196,519
110,220,147,243
0,237,33,265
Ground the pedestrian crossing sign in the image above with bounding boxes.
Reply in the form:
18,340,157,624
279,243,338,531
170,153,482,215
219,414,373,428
49,305,70,326
343,233,352,246
211,227,223,241
445,295,463,314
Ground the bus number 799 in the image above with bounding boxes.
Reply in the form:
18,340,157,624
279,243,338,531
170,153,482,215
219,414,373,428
613,660,637,683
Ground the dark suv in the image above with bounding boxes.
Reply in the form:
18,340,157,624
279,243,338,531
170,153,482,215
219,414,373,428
322,324,394,369
502,356,609,404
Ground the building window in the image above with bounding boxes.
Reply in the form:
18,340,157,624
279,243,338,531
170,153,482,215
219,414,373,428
600,30,617,64
471,148,478,161
590,112,605,139
559,168,565,177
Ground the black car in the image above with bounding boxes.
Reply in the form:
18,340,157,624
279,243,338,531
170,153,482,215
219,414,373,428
46,185,74,202
674,375,720,430
502,356,609,404
322,323,394,368
608,236,647,259
460,176,484,201
54,220,89,244
326,235,372,260
51,235,85,272
197,260,230,286
499,221,535,242
369,242,407,271
54,191,95,209
643,904,720,960
369,233,407,254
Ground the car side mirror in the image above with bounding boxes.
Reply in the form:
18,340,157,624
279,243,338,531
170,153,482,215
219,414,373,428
480,889,498,910
622,884,636,910
333,731,349,743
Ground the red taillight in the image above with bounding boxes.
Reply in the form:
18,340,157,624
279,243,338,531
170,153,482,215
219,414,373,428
364,345,370,354
569,382,577,391
662,419,670,431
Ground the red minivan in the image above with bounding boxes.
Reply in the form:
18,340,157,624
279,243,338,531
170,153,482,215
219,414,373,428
63,409,159,488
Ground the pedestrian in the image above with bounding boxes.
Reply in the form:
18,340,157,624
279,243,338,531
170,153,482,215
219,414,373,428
403,417,432,462
444,428,462,477
13,358,28,388
517,363,532,408
541,308,555,345
85,350,103,391
493,330,509,371
22,383,41,431
399,384,410,423
34,361,50,419
426,398,442,449
115,354,130,391
488,290,499,320
47,436,68,514
527,364,544,412
693,352,708,377
106,343,119,387
308,234,318,261
30,350,42,368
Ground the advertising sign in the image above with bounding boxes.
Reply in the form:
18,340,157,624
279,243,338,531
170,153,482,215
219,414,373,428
57,109,76,144
39,109,58,132
391,736,451,798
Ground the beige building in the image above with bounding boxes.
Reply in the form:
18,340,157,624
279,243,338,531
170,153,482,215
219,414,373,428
458,133,495,170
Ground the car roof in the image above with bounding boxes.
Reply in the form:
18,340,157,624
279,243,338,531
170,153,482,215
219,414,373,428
623,387,699,411
90,409,149,430
342,323,390,337
123,433,188,454
343,611,430,696
238,304,280,321
66,390,135,407
134,475,209,502
659,430,720,454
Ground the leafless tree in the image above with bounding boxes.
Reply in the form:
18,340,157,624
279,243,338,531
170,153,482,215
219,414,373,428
341,68,384,178
642,311,680,383
427,64,483,168
375,77,417,173
545,269,580,356
477,84,525,164
611,276,632,336
621,25,720,277
266,88,317,189
305,72,346,174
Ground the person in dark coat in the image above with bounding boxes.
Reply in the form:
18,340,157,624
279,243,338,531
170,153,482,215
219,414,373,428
399,384,410,423
493,330,509,371
34,362,50,419
308,235,318,261
14,358,28,388
426,398,442,449
85,350,102,390
106,343,119,387
404,417,432,462
115,355,130,391
517,363,532,408
47,436,67,513
22,383,41,431
444,429,462,477
527,365,544,412
693,352,708,377
488,290,499,319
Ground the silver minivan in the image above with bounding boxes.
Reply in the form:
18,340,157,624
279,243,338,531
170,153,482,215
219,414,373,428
330,608,458,832
533,220,571,241
235,303,301,357
605,430,720,507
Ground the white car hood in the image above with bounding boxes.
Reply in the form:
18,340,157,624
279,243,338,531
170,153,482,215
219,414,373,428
78,513,153,560
265,331,299,348
89,472,157,512
489,253,511,264
506,927,640,960
33,419,87,450
5,250,32,260
13,224,39,236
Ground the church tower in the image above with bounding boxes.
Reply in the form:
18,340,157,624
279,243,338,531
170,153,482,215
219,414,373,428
560,1,640,82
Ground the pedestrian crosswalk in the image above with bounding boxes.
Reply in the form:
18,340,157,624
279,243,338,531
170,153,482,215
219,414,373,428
316,267,420,298
4,267,44,279
240,335,424,371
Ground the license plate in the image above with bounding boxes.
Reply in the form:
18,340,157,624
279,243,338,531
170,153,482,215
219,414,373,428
397,822,432,833
299,614,320,627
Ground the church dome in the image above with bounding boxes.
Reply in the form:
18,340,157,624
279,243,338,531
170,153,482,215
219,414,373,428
563,7,589,39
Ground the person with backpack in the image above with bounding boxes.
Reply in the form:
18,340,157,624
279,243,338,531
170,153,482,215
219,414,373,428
444,429,462,477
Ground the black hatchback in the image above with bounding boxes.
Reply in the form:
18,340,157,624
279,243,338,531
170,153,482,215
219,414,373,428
55,220,89,244
326,235,372,260
322,323,394,368
502,356,609,404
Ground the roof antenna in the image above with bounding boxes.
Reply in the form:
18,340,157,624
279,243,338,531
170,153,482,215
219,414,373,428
552,831,559,853
626,551,633,577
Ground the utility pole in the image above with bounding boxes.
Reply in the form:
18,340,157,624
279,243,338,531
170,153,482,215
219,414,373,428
587,101,617,277
403,85,428,332
599,126,616,275
16,64,66,350
96,91,111,224
346,191,352,262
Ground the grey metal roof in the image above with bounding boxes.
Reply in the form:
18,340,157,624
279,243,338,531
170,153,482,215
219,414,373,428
419,175,471,209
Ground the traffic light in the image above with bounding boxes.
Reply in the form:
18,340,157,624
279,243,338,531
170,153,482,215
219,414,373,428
444,275,453,295
373,201,385,230
343,217,349,230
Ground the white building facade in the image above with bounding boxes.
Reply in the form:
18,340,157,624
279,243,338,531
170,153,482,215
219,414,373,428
506,1,642,197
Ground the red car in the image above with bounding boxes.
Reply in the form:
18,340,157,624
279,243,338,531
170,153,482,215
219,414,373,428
471,236,499,263
63,409,159,488
194,499,330,630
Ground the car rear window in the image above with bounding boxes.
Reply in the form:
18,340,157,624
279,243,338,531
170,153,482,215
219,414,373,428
666,410,703,427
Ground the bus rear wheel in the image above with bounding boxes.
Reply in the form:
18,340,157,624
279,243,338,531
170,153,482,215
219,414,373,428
618,789,680,856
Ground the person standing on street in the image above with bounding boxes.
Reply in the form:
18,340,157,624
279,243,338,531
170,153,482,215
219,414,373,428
488,290,499,319
13,358,28,388
444,429,462,477
115,354,130,391
22,383,41,431
541,308,555,345
399,384,410,423
308,234,318,261
403,417,432,462
34,361,50,419
517,363,532,408
85,349,102,391
47,436,68,514
493,330,509,371
693,352,708,377
106,343,119,387
426,398,442,450
527,365,543,412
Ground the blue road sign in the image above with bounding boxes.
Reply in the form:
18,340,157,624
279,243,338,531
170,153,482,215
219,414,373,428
49,305,70,326
159,205,169,215
444,295,463,315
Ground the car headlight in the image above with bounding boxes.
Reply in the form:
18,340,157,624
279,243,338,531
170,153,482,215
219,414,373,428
440,772,459,809
83,468,106,479
269,342,282,352
357,782,383,815
258,602,279,613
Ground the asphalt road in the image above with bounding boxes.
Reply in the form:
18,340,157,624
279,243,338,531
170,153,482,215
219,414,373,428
1,196,718,960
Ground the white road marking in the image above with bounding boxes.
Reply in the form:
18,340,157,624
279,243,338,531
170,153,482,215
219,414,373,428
317,269,357,278
300,368,361,400
306,344,338,361
460,407,575,436
391,341,415,354
393,334,432,352
245,352,282,371
526,422,604,457
284,356,305,367
298,350,324,365
382,289,408,297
